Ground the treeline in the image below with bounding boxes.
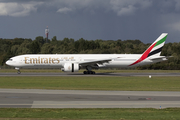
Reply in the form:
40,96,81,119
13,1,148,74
0,36,180,69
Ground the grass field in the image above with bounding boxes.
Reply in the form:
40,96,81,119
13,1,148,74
0,108,179,120
0,70,180,119
0,76,180,91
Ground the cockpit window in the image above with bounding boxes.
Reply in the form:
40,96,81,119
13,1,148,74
9,59,13,61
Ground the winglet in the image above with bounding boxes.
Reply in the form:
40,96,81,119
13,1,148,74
129,33,168,66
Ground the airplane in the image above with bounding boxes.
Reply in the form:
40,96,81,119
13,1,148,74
6,33,168,74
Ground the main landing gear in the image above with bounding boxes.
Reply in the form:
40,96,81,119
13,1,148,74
83,71,96,74
83,66,96,74
15,67,21,74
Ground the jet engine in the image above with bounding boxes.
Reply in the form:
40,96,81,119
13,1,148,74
62,63,79,72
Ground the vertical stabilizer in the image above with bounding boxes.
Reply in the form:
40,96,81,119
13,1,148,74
129,33,168,66
146,33,168,57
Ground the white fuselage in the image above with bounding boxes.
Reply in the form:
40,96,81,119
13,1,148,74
6,54,158,69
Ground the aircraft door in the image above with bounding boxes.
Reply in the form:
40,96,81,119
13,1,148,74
78,57,83,62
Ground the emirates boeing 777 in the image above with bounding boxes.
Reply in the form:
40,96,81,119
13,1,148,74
6,33,168,74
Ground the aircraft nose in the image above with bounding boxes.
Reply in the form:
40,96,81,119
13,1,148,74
6,60,12,66
6,59,16,67
6,61,10,65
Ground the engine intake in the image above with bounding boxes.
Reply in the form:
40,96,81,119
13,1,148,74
62,63,79,72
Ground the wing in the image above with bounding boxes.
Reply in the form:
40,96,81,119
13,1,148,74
79,57,120,67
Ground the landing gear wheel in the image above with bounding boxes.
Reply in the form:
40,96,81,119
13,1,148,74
15,67,21,74
83,71,96,74
83,71,87,74
88,71,91,74
17,70,21,74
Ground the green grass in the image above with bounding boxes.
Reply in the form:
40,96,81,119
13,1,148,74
0,76,180,91
0,73,180,119
0,108,179,120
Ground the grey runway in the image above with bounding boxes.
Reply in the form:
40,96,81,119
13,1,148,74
0,72,180,76
0,89,180,108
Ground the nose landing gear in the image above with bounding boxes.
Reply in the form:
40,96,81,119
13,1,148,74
15,67,21,74
17,70,21,74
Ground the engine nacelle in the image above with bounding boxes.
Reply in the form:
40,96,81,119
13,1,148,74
62,63,79,72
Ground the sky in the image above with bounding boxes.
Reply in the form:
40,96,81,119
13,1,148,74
0,0,180,43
